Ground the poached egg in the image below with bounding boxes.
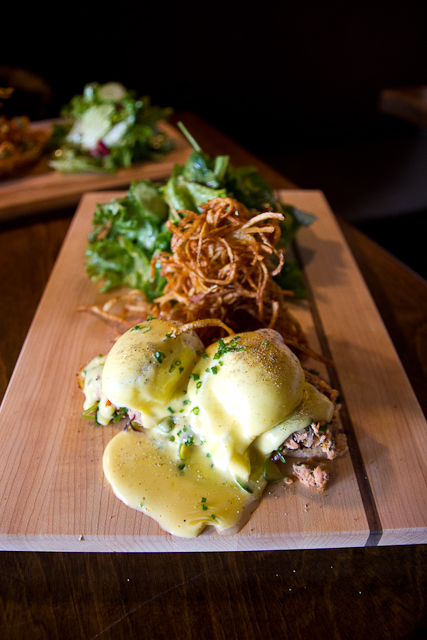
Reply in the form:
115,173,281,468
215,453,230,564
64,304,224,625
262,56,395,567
82,318,334,537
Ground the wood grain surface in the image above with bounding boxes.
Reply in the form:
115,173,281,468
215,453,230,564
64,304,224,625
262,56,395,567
379,86,427,128
0,121,192,222
0,113,426,640
0,189,425,552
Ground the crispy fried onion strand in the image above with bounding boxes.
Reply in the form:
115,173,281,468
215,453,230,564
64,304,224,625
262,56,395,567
170,319,235,339
151,197,329,362
153,198,286,318
155,198,286,311
79,197,331,363
77,289,157,327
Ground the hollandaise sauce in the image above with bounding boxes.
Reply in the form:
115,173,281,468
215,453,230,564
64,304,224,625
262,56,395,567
81,318,335,539
103,428,266,538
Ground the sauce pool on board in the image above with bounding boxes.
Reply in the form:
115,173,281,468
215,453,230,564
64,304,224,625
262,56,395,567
81,318,334,537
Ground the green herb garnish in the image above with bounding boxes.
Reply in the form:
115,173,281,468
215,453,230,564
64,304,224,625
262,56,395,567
236,479,253,493
81,403,98,418
112,407,128,423
213,337,245,360
131,324,151,333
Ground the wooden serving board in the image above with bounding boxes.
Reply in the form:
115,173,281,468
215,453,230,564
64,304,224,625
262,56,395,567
0,121,192,222
0,190,425,552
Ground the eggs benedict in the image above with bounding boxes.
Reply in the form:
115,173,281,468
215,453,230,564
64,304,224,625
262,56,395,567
79,318,342,538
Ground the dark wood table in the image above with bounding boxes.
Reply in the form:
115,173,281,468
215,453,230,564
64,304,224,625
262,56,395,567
379,86,427,129
1,113,426,640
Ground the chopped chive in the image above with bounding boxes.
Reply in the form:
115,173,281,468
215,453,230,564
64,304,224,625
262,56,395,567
202,504,208,511
189,373,200,381
130,324,151,333
192,407,200,415
236,479,253,493
167,407,175,414
179,367,184,374
196,381,202,389
275,450,286,464
169,435,175,442
154,351,166,363
81,403,98,418
213,336,246,360
183,399,191,405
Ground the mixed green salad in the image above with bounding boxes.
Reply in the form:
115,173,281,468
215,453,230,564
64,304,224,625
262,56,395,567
49,82,174,173
85,124,316,301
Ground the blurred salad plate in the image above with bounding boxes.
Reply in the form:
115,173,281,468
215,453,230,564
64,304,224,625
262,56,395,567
0,83,191,222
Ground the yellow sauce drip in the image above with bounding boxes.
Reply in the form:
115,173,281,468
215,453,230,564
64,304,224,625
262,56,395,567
82,355,116,425
82,321,335,539
103,428,266,538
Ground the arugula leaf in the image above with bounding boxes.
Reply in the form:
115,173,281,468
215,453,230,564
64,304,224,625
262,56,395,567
85,125,317,301
128,180,169,222
225,165,278,211
85,180,171,299
273,259,308,298
162,174,227,217
175,122,316,250
181,149,230,188
277,204,317,248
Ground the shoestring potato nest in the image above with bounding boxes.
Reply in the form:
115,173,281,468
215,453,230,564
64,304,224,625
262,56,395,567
82,197,330,364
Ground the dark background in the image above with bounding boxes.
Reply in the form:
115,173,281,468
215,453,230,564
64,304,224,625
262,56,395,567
2,0,427,277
